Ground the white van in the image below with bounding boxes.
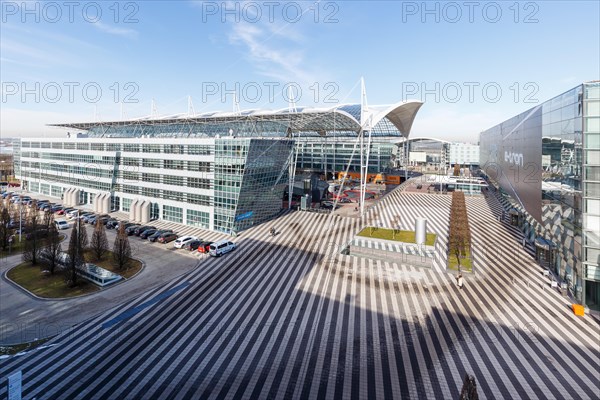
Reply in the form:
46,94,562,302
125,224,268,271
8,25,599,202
209,240,237,257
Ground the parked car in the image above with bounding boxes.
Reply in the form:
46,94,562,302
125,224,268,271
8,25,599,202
26,229,49,240
77,212,94,221
88,214,109,225
158,232,178,244
82,213,98,223
125,224,142,235
40,203,54,211
197,241,213,254
116,222,137,231
67,209,82,219
134,225,157,236
183,240,202,251
209,240,236,257
57,207,75,216
147,229,173,242
50,205,64,213
173,235,198,249
139,228,157,239
55,220,70,230
106,219,123,229
320,201,338,210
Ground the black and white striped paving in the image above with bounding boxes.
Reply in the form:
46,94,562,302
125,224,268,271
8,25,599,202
1,189,598,399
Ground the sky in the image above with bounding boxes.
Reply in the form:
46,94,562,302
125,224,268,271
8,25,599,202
1,0,599,141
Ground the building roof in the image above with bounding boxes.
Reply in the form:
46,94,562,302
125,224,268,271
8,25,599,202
49,101,423,139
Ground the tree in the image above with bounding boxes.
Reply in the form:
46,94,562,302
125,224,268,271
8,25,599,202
0,201,11,251
22,207,41,265
112,224,131,271
41,223,62,275
65,220,87,287
453,163,461,177
90,219,109,261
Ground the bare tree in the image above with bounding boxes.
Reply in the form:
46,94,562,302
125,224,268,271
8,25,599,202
112,224,131,271
65,220,87,287
22,208,42,265
90,219,109,261
41,223,62,274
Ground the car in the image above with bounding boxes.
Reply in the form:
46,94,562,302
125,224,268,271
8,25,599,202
147,229,173,242
116,222,137,231
55,220,70,230
338,198,352,203
125,224,141,235
134,225,157,236
158,232,178,244
67,209,81,219
56,207,75,216
50,205,64,213
88,214,109,225
26,229,49,240
82,213,98,223
139,228,158,239
197,241,213,253
209,240,236,257
77,212,94,221
106,219,123,229
39,203,54,211
183,240,202,251
173,235,198,249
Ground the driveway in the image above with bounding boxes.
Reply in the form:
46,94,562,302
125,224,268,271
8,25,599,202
0,223,203,345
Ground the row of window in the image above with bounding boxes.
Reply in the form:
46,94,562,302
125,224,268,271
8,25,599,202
20,142,215,155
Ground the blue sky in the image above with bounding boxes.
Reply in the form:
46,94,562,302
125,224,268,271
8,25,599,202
1,0,599,140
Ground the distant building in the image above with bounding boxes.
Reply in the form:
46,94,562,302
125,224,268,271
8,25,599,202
449,142,479,166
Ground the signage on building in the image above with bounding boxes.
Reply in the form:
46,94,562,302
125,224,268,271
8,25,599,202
235,211,253,221
504,151,524,166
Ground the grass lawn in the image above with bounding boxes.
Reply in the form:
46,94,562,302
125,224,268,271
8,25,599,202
83,249,143,279
0,337,53,356
7,261,99,298
6,249,143,299
448,248,473,272
357,227,437,246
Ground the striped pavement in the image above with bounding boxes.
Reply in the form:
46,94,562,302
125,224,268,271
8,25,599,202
1,189,599,399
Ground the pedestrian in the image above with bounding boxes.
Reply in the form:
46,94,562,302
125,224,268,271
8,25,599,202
457,274,464,289
522,237,526,248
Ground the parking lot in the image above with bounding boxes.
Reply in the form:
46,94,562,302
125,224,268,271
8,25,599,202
0,192,232,345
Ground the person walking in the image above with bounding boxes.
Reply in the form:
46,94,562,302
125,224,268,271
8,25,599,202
457,274,464,289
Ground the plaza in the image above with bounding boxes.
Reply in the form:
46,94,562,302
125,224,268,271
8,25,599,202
1,186,598,399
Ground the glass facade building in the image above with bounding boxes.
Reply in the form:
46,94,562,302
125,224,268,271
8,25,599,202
480,82,600,310
15,102,423,234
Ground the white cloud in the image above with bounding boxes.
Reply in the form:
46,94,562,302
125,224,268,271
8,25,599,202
92,22,138,39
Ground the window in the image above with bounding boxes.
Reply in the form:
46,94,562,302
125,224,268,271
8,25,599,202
164,144,184,154
187,161,213,172
187,177,211,189
106,143,121,151
76,143,89,151
188,145,214,155
142,159,162,168
163,175,184,186
123,143,140,152
187,193,212,206
163,205,183,223
52,142,62,149
164,160,184,170
163,190,183,201
187,209,210,228
91,143,104,151
123,158,139,166
122,198,132,212
142,173,161,183
142,144,161,153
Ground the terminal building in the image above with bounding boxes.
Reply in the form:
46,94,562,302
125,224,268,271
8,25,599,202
14,101,423,234
480,82,600,311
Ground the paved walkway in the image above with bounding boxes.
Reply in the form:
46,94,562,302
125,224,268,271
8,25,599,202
1,189,598,399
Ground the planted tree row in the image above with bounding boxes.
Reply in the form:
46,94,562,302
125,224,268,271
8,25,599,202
448,191,471,268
